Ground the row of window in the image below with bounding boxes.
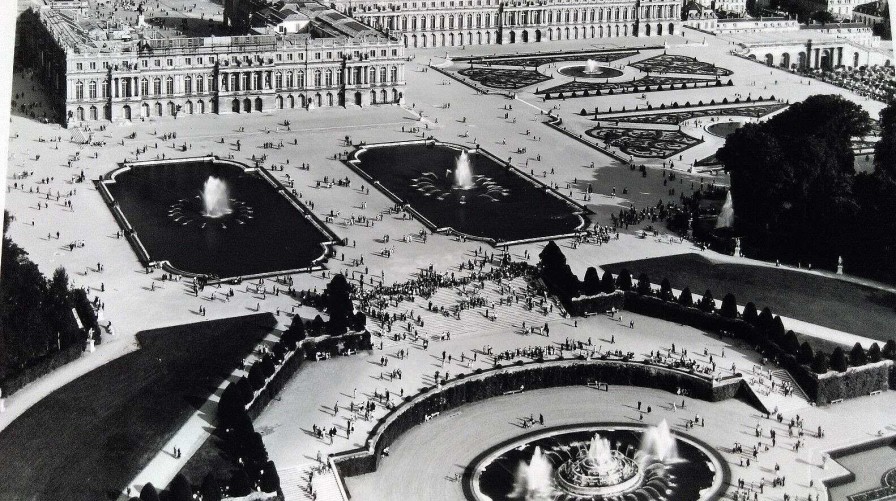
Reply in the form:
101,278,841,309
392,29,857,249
72,48,402,73
374,4,677,29
72,88,404,121
395,0,623,8
73,67,401,100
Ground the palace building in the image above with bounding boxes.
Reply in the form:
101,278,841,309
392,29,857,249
334,0,683,48
16,1,407,127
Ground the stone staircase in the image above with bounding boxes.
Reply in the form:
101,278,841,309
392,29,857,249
278,463,346,501
743,367,811,415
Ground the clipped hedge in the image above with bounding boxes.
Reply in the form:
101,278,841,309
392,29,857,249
246,347,306,421
567,291,625,316
805,360,892,405
622,291,893,404
0,341,85,397
622,292,755,339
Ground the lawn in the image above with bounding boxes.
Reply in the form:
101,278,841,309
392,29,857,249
602,254,896,343
0,313,277,500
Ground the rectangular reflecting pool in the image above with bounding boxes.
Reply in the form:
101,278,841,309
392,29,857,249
99,156,336,280
348,141,587,245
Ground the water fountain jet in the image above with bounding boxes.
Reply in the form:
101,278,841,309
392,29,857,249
716,191,734,228
453,150,474,190
640,420,679,463
202,176,232,218
584,59,601,74
509,446,554,499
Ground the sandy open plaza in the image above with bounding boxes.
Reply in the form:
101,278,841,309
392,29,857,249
1,0,896,498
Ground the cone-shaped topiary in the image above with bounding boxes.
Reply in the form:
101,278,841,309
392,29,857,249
831,347,848,372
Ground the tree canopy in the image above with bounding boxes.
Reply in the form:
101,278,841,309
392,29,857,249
1,218,84,382
717,95,871,269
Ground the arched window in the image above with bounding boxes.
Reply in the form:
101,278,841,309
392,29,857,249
153,78,162,96
298,71,305,87
314,70,322,87
155,102,163,116
196,76,204,94
275,72,283,89
370,67,377,84
75,81,84,100
390,66,398,82
286,71,294,88
88,81,97,99
325,70,333,87
184,76,193,95
165,77,174,95
76,106,84,120
89,106,97,120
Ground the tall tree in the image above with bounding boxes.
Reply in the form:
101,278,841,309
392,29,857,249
854,101,896,280
717,94,871,268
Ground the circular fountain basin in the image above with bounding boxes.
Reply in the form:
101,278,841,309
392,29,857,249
706,121,743,138
556,452,644,496
468,424,726,501
558,64,625,79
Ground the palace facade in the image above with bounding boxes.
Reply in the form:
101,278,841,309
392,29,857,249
16,3,407,127
333,0,683,48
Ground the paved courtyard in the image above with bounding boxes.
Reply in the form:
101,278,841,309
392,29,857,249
2,30,894,501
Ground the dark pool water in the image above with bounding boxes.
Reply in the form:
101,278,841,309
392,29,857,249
354,143,584,243
105,160,330,278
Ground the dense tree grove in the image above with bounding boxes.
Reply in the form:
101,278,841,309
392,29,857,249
854,102,896,281
718,96,896,281
0,212,88,382
718,95,870,270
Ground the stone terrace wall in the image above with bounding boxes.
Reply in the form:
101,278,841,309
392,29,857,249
332,358,742,478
